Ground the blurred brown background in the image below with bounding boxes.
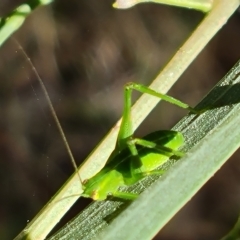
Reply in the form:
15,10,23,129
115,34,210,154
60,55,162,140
0,0,240,239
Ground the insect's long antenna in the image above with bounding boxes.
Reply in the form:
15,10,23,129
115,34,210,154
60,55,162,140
13,38,82,185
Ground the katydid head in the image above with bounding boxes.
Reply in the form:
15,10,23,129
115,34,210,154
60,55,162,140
82,169,125,200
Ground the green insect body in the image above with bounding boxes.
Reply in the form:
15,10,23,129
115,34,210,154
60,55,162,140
77,82,195,201
80,82,193,200
82,130,184,200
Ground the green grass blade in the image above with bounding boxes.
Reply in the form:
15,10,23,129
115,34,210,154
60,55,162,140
113,0,212,12
0,5,30,46
49,58,240,239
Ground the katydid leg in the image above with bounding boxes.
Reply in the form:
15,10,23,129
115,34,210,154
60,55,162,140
117,82,193,153
127,137,184,157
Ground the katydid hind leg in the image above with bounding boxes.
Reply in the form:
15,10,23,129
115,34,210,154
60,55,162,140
117,81,194,154
128,137,184,157
125,137,182,177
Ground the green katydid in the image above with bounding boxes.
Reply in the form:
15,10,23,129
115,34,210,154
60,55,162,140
81,82,196,200
15,39,196,202
13,37,197,240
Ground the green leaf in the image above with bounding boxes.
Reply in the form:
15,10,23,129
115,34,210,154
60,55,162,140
0,1,53,47
0,5,30,46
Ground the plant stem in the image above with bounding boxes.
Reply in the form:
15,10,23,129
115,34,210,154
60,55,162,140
113,0,212,12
